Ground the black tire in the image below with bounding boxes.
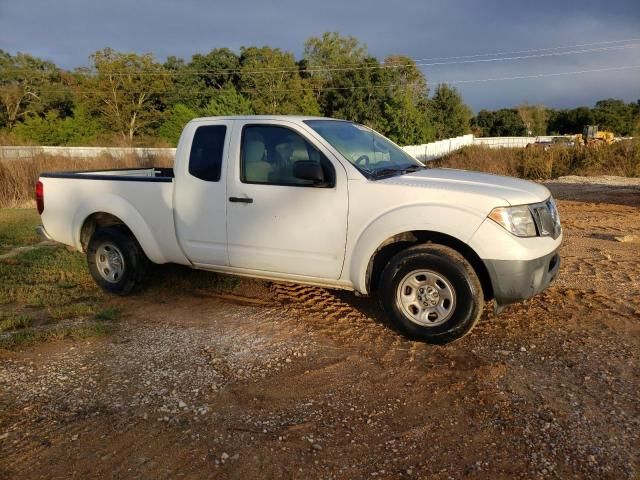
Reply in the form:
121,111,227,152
379,244,484,344
87,225,148,295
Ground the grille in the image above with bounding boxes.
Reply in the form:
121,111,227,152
529,198,561,239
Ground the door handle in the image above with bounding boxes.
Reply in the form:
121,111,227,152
229,196,253,204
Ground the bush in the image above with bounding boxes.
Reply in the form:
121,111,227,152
13,107,103,146
433,140,640,180
158,104,199,145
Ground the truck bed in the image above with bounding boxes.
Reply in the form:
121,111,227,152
38,166,189,265
40,167,174,182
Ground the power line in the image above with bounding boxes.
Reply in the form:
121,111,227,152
413,44,638,68
1,38,639,77
73,43,640,75
26,64,640,95
86,42,640,75
437,64,640,84
409,37,640,62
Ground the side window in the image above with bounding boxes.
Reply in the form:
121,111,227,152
241,125,335,187
188,125,227,182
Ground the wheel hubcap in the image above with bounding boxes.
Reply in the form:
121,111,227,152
95,243,125,283
396,270,456,327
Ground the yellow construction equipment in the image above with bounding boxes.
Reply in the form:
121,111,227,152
578,125,615,146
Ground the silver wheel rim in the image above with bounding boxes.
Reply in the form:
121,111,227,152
95,242,125,283
395,269,456,327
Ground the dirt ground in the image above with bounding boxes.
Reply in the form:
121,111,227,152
1,181,639,479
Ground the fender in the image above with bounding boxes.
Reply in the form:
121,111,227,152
71,193,174,264
347,203,487,294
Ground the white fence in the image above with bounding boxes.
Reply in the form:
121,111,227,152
401,135,566,162
472,136,557,149
0,135,569,163
402,135,473,162
0,146,176,160
402,134,474,162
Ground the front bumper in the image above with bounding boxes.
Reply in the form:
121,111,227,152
484,248,560,312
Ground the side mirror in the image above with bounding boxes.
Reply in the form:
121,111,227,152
293,160,324,183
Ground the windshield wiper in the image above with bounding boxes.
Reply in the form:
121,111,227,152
401,165,424,173
369,165,424,179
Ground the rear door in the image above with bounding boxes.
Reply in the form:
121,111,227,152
174,119,232,266
226,120,349,279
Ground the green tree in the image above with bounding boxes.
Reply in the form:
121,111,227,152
0,50,73,130
163,56,192,109
429,84,472,140
190,48,240,91
13,105,102,145
517,102,548,135
239,47,319,115
165,49,241,111
202,86,253,116
158,103,199,145
379,55,434,144
547,107,595,135
324,57,387,130
473,109,526,137
305,33,439,143
303,33,391,131
303,32,368,105
81,48,171,143
593,98,635,135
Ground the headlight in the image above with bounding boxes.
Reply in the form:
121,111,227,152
488,205,537,237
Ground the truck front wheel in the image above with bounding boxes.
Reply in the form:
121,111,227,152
87,225,148,295
379,244,484,344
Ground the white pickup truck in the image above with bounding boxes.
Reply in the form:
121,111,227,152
37,116,561,343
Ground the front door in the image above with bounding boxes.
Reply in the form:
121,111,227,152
226,121,348,279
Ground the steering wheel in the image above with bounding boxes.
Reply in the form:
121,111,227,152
355,154,370,167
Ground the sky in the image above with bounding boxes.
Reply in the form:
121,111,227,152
0,0,639,111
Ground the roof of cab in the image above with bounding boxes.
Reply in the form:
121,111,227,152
188,115,348,123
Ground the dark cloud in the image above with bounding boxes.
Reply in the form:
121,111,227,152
1,0,638,110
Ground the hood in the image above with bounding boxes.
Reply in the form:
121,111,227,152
378,168,550,206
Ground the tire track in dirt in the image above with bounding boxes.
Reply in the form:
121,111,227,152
268,282,439,370
0,240,57,260
270,283,369,324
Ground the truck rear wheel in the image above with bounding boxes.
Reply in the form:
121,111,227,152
87,225,148,295
379,244,484,344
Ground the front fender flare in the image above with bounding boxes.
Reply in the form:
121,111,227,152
347,204,486,294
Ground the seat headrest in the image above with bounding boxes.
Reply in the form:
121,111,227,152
245,140,266,162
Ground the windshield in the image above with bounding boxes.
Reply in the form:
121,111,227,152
304,120,423,177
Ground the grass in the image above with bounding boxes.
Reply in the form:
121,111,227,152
0,323,114,349
434,140,640,180
94,307,122,321
0,209,118,349
0,208,241,350
0,241,115,349
0,313,32,332
0,246,101,307
0,208,41,254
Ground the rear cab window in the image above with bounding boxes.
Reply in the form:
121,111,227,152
189,125,227,182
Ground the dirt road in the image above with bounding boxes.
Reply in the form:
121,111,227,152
1,182,639,479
